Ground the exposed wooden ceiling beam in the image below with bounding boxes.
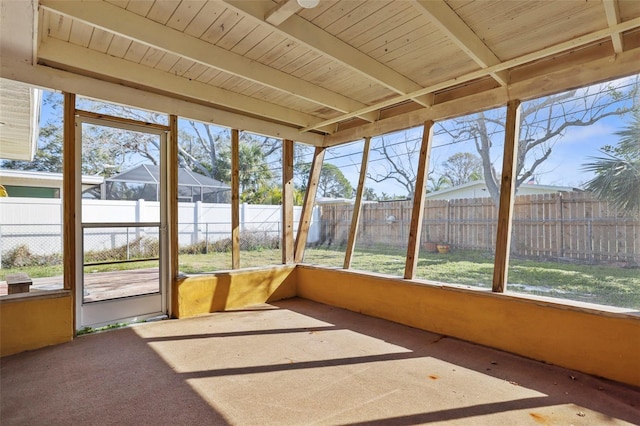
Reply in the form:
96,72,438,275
603,0,624,53
265,0,301,26
0,0,35,66
302,16,640,133
323,44,640,146
38,38,331,130
39,0,376,122
411,0,508,86
0,57,325,146
222,0,434,107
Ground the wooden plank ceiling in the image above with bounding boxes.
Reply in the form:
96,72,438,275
36,0,640,146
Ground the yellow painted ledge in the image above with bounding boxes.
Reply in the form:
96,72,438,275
173,265,297,318
1,291,73,357
297,265,640,388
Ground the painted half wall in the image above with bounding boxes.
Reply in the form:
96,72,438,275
1,291,73,356
173,265,297,318
296,265,640,387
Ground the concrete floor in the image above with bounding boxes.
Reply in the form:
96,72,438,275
1,298,639,425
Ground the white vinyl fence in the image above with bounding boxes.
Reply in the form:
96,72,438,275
0,198,320,267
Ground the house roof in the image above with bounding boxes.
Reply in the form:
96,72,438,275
107,164,229,190
2,0,639,148
0,168,103,188
426,180,577,199
0,78,41,161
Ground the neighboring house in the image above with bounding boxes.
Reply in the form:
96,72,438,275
315,197,356,205
0,79,41,162
315,196,379,205
0,169,103,198
426,180,578,201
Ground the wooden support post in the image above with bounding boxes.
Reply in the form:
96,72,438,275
63,92,76,332
231,129,240,269
404,121,434,279
168,115,178,290
344,137,371,269
282,139,294,264
294,147,325,263
492,99,522,292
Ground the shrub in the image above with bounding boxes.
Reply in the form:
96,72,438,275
84,236,159,263
178,231,279,255
1,244,62,268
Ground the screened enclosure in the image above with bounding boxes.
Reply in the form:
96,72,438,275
89,165,230,203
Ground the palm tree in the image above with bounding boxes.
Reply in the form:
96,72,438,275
583,113,640,213
428,175,452,193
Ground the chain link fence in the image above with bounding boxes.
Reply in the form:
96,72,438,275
0,224,63,268
177,221,281,254
83,225,160,264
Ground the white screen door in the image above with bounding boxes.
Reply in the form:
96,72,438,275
76,115,168,329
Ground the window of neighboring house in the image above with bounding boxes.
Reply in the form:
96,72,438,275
3,185,60,198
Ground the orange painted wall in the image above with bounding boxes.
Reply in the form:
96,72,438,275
173,266,297,318
1,291,73,357
296,265,640,387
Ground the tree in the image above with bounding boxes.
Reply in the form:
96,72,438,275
582,112,640,212
368,77,638,206
441,79,638,206
177,122,227,179
1,93,161,176
216,142,274,199
441,152,482,186
363,187,379,201
177,122,281,182
367,131,421,196
427,175,451,192
240,183,280,205
1,94,284,200
297,163,353,198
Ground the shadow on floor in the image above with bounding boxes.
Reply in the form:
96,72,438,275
2,297,639,425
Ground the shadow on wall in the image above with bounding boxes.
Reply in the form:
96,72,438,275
172,265,297,318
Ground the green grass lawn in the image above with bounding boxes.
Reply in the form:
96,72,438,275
2,248,638,309
180,247,639,308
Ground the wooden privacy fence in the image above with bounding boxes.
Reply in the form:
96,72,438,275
318,192,640,265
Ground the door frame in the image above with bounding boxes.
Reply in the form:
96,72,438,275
74,113,170,329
